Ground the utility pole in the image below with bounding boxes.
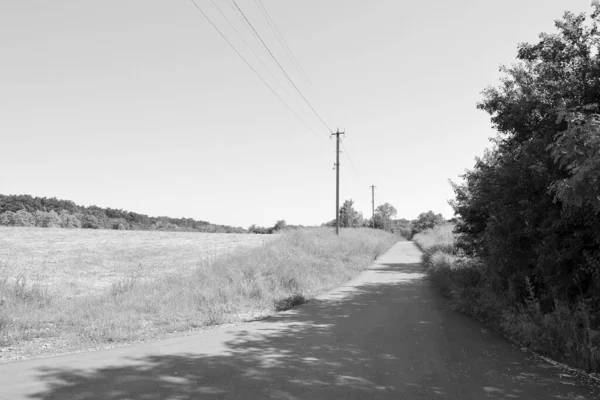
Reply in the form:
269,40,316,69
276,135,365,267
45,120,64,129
332,129,345,235
370,185,376,229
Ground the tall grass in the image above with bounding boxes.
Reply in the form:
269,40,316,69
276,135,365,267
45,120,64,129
0,227,397,361
414,225,600,373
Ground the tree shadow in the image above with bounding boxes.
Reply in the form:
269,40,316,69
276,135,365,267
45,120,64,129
24,261,599,400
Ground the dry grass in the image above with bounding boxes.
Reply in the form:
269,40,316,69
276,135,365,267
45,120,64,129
412,224,455,251
0,227,397,362
0,227,271,298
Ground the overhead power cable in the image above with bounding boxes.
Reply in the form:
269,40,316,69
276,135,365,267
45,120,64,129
230,0,332,133
208,0,322,139
253,0,321,101
188,0,322,140
341,139,361,177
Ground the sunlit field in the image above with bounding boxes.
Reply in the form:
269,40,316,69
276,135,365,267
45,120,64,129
0,227,398,362
0,227,272,298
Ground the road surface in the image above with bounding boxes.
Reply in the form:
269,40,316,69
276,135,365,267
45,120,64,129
0,241,597,399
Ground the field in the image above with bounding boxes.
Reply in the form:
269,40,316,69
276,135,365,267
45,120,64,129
0,227,398,362
0,228,272,298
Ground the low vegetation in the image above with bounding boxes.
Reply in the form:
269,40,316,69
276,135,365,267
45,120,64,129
0,227,397,361
414,226,600,373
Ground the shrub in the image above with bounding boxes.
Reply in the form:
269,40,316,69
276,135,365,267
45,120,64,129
59,211,81,228
12,210,35,227
34,210,61,228
0,211,15,226
81,215,101,229
415,221,600,372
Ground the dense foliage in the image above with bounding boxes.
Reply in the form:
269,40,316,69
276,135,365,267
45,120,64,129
321,198,446,239
339,200,365,228
0,194,245,233
450,3,600,367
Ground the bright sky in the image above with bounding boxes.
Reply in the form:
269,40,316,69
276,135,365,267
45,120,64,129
1,0,594,228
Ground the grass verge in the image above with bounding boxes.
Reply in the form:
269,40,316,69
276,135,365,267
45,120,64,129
0,227,397,361
413,225,600,373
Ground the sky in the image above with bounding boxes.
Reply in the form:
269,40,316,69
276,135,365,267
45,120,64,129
0,0,595,228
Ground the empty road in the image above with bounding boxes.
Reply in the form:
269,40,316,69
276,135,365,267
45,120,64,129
0,241,597,399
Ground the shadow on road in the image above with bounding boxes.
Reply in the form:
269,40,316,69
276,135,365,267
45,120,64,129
27,261,598,399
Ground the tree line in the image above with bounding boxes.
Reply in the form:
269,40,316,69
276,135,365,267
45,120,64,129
0,194,245,233
445,3,600,370
322,199,447,239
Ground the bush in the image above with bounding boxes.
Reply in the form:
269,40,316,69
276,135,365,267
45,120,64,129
59,211,81,228
34,210,61,228
81,215,101,229
415,224,600,372
411,211,445,237
12,210,35,227
0,211,14,226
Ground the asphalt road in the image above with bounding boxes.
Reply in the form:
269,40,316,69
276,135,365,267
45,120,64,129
0,241,598,399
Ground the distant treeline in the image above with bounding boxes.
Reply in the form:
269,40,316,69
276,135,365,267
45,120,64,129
321,199,448,239
0,194,245,233
247,220,305,234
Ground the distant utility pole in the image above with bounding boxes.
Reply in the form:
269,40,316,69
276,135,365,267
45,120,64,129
332,129,345,235
370,185,376,228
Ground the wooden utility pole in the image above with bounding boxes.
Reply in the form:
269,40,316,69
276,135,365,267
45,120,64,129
370,185,376,228
332,129,345,235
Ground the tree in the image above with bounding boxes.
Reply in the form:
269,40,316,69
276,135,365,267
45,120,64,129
12,210,35,226
373,203,397,231
273,220,287,232
339,199,364,228
452,3,600,307
34,210,61,228
411,211,445,236
59,210,81,228
81,214,101,229
0,211,15,226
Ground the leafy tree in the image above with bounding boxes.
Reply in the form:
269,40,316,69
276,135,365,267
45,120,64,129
452,3,600,307
411,211,445,236
34,210,61,228
59,210,81,228
273,220,288,232
12,210,35,227
390,218,412,238
81,215,101,229
373,203,397,231
0,211,15,226
339,199,364,228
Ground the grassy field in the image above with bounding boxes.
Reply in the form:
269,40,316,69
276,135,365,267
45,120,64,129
0,228,272,298
0,227,398,362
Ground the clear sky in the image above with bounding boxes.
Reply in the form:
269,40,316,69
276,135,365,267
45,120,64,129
0,0,594,228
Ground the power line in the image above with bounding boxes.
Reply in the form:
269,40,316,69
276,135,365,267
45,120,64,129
187,0,321,140
208,0,322,139
253,0,321,101
230,0,332,133
340,139,360,178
